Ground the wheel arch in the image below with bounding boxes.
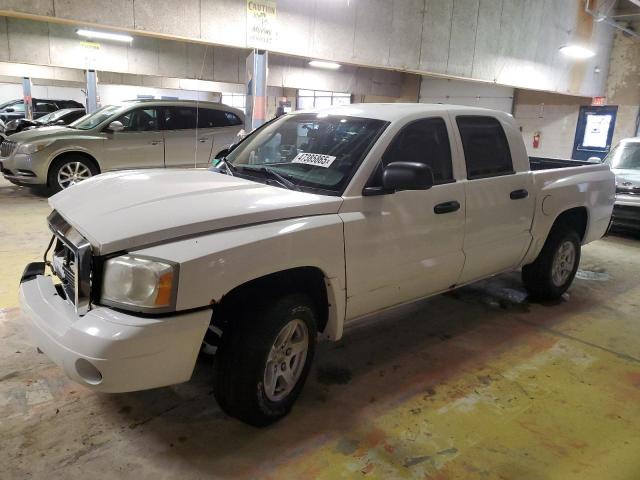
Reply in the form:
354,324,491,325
551,206,589,242
211,266,337,339
47,150,101,187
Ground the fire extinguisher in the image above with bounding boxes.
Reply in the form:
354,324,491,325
533,131,541,149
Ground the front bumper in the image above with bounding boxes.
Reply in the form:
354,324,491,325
611,196,640,230
1,151,46,185
19,272,211,392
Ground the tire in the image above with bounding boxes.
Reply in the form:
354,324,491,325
48,155,99,193
213,293,317,426
522,227,581,300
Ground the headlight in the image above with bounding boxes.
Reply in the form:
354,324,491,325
100,255,178,311
17,141,52,155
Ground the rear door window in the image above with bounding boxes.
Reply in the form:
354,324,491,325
163,106,197,130
198,109,243,128
456,116,514,179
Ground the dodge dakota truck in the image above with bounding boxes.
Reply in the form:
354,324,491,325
19,104,615,426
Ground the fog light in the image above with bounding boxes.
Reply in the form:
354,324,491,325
75,358,103,385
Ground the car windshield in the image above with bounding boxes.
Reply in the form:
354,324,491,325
37,109,72,124
604,142,640,170
225,113,387,195
70,104,129,130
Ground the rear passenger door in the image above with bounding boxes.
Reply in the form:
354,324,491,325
162,106,209,168
454,115,535,284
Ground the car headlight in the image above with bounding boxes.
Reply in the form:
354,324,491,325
17,141,52,155
100,255,178,311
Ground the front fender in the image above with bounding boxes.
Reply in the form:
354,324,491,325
133,215,347,340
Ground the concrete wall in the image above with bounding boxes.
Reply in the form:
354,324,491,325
0,0,615,97
419,76,514,113
513,90,591,160
0,17,407,98
606,27,640,145
0,81,83,104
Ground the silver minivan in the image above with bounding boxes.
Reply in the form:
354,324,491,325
0,99,244,192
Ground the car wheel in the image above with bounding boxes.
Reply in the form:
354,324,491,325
213,293,317,426
48,156,99,193
522,227,581,300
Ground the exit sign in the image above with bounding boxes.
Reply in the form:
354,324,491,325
592,97,606,106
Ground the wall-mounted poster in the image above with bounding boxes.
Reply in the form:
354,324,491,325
246,0,277,49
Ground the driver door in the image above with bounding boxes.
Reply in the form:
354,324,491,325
101,107,165,171
341,116,466,320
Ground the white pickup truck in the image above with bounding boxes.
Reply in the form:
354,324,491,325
19,104,615,426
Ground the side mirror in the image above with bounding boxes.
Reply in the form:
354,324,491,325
383,161,434,191
107,120,124,132
5,108,14,113
54,119,65,125
587,156,602,163
214,147,231,159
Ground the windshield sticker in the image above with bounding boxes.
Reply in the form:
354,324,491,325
291,153,337,168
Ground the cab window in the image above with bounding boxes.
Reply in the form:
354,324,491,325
370,117,454,186
456,116,514,179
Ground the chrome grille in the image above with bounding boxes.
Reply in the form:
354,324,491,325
53,240,77,304
0,140,17,158
47,211,92,315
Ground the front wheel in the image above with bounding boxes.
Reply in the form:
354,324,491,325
213,293,317,426
48,155,99,193
522,228,581,300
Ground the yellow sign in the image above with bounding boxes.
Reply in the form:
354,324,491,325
246,0,277,48
80,41,101,50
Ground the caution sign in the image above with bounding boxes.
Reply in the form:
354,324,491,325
246,0,277,48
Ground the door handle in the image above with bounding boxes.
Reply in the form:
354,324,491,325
198,138,208,143
150,140,163,145
434,200,460,214
510,189,528,200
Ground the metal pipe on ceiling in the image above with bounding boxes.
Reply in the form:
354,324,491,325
584,0,639,39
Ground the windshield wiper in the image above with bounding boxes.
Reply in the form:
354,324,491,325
263,166,302,191
238,165,301,191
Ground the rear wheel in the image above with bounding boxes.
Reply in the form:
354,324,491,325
522,228,581,299
48,155,99,193
213,293,317,426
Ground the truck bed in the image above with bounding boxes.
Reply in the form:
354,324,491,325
529,157,598,171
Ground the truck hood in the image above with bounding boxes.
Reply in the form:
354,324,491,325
49,169,343,254
9,125,79,142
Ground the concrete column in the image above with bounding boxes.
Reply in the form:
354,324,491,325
22,77,33,120
245,50,268,131
86,70,99,114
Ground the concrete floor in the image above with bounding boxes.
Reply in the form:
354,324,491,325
1,176,640,480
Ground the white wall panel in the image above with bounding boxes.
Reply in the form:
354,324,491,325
419,76,514,113
0,1,617,97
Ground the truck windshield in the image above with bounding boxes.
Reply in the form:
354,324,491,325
70,104,128,130
604,142,640,170
226,113,388,195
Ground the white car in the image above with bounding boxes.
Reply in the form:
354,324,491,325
604,137,640,230
19,104,615,425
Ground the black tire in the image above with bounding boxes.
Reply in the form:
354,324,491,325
47,155,99,193
522,227,581,300
213,293,317,426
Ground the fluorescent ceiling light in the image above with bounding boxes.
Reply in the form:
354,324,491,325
308,60,341,70
77,29,133,43
559,45,595,59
